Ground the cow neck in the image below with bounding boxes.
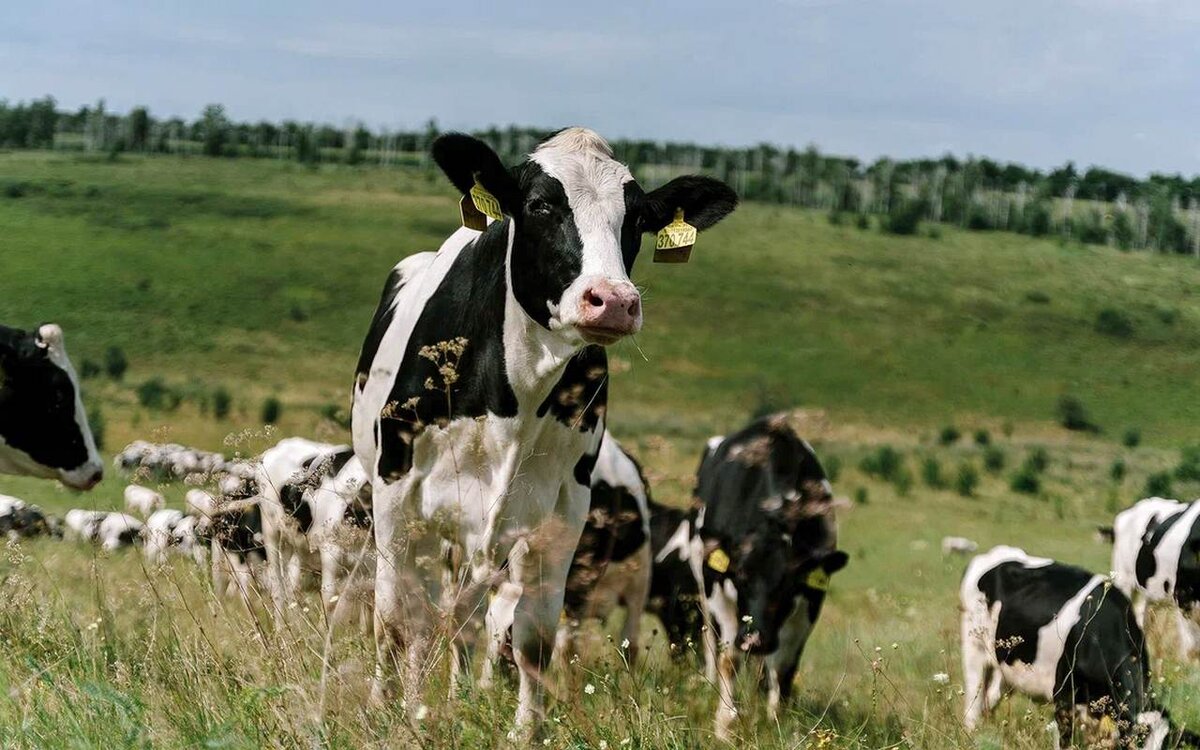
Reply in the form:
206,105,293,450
501,218,584,406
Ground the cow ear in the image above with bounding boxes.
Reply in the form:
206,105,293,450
642,176,738,233
822,550,849,575
431,134,520,216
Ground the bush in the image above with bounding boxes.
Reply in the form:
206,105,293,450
938,426,961,446
136,377,181,411
859,445,904,481
973,429,991,446
827,210,844,226
983,446,1006,473
921,457,945,489
855,213,870,230
1024,290,1051,304
823,455,842,483
1010,466,1041,495
86,405,105,451
1095,308,1134,339
213,387,232,420
955,463,979,497
1024,202,1052,236
321,403,352,430
1145,471,1173,498
1155,306,1179,326
1174,444,1200,482
892,467,914,496
261,397,282,425
1056,395,1099,433
1026,447,1049,473
883,198,927,236
104,346,128,380
1110,459,1126,482
853,486,869,505
966,205,992,231
79,358,101,379
1122,428,1141,448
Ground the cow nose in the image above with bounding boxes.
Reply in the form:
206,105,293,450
86,468,104,488
578,280,642,340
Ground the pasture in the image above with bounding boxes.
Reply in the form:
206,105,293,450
1,150,1199,748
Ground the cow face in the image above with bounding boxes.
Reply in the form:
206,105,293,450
0,324,103,489
432,129,738,347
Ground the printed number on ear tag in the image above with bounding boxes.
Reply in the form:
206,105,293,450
654,208,697,263
706,548,730,573
460,178,503,231
805,568,830,592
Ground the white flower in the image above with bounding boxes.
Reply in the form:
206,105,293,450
414,705,428,722
620,639,630,650
740,615,753,623
599,742,608,750
584,683,596,695
932,673,950,685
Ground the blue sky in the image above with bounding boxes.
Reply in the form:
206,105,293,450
3,0,1198,176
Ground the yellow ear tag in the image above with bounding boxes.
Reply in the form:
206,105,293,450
654,208,697,263
805,568,830,592
460,177,503,231
706,548,730,573
1098,715,1117,736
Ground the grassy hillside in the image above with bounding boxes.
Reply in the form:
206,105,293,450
0,151,1198,748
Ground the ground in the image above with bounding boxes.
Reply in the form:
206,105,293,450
0,151,1197,748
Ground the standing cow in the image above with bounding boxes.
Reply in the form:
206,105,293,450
1110,497,1200,659
961,546,1199,749
689,415,848,739
352,127,736,730
0,323,103,489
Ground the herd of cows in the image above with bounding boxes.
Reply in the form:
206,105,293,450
1,128,1199,747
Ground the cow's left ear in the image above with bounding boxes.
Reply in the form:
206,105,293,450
431,134,521,216
642,176,738,233
821,550,849,575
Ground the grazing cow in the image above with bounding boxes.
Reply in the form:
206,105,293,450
68,512,143,551
0,323,103,489
114,441,231,481
185,488,217,518
124,484,165,517
255,437,350,615
1110,497,1200,659
689,414,847,739
961,546,1200,749
942,536,979,556
646,501,703,657
144,508,186,565
64,509,107,543
305,455,374,626
351,127,736,729
0,494,57,539
196,498,266,600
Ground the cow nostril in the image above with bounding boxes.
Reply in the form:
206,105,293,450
585,289,606,308
627,298,640,318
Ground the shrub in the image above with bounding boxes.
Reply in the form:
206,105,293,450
938,426,961,446
973,429,991,446
883,198,927,236
926,225,942,240
1056,395,1099,433
213,387,232,420
1122,428,1141,448
261,397,282,425
853,486,869,505
859,446,904,482
966,205,992,231
1026,447,1049,473
1111,211,1134,250
1025,202,1052,236
1155,306,1179,326
955,463,979,497
1024,290,1051,304
136,377,181,411
921,457,945,489
104,346,128,380
79,358,101,379
892,467,914,496
855,213,870,230
1010,466,1041,495
1095,308,1134,339
321,403,352,430
1174,444,1200,482
827,210,844,226
1110,459,1126,482
983,446,1006,473
86,406,105,451
823,455,842,483
1145,471,1173,498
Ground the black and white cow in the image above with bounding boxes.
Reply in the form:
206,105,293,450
351,127,736,729
0,324,103,489
961,546,1199,749
0,494,58,539
197,497,266,601
304,454,374,627
688,415,847,739
645,500,704,658
1111,497,1200,660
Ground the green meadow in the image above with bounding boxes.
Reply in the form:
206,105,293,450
0,150,1197,748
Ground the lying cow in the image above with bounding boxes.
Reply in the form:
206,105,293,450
0,494,58,539
689,414,848,739
1110,497,1200,660
351,126,736,730
124,484,165,517
0,323,103,489
961,545,1199,749
65,510,142,551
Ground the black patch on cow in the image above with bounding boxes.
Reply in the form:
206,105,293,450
978,561,1095,666
355,264,409,391
509,164,585,329
280,448,354,534
646,503,704,654
202,504,265,564
1135,508,1187,589
0,325,90,472
0,504,50,538
376,222,519,483
563,478,648,618
538,346,608,440
344,482,373,530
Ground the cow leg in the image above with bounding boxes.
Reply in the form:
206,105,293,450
961,599,998,731
702,584,741,742
263,521,290,621
481,579,521,689
619,545,652,666
1131,590,1149,630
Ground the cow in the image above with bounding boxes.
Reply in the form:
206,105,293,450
646,500,703,658
185,488,217,517
350,126,736,730
196,498,266,601
64,509,107,543
124,484,165,517
1110,497,1200,659
0,494,57,539
144,508,186,565
687,414,847,740
0,323,103,489
961,545,1200,749
942,536,979,556
65,511,142,551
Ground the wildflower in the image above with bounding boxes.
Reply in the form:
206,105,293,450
741,615,753,623
620,638,630,650
584,683,596,695
599,742,608,750
932,673,950,685
414,705,428,722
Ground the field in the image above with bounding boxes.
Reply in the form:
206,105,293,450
1,150,1199,748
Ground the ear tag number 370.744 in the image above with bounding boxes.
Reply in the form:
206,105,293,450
460,177,503,231
654,208,697,263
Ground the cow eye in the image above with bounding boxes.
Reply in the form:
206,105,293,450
528,198,553,217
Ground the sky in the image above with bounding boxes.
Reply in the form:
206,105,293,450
3,0,1199,176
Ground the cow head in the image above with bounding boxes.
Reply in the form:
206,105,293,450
432,128,738,346
0,324,103,490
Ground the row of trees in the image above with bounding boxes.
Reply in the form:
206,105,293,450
3,96,1200,255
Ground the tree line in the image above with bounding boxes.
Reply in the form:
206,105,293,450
3,95,1199,255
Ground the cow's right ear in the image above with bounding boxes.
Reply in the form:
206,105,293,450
821,550,849,575
431,134,521,216
642,176,739,233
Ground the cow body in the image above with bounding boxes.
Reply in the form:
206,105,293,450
351,127,736,730
646,501,703,657
0,324,103,489
1111,497,1200,659
305,454,374,626
960,546,1196,749
65,511,143,550
688,414,847,739
143,508,203,565
0,494,56,539
124,484,165,517
197,498,266,601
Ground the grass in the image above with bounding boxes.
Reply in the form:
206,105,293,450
1,151,1199,747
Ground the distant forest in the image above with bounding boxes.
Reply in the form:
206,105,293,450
4,95,1200,254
